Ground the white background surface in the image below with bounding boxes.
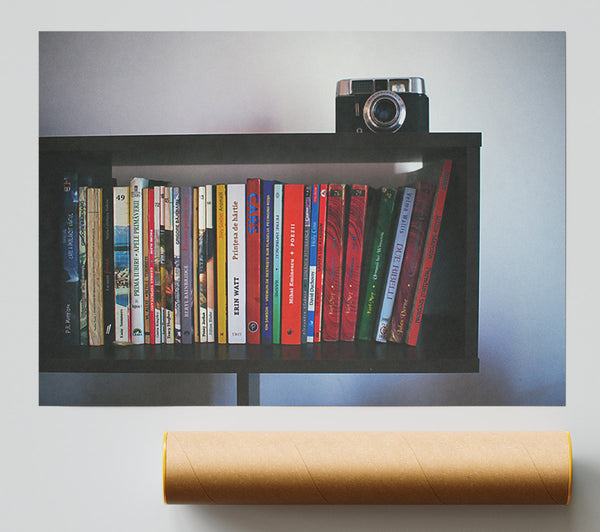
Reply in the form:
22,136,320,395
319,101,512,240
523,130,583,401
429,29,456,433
3,1,600,531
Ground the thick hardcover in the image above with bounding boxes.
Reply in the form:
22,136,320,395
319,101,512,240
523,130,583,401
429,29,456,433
321,184,347,342
113,186,131,344
261,180,276,344
227,184,246,343
313,184,328,343
246,178,261,344
340,184,369,342
280,184,305,345
205,185,216,343
406,159,453,346
129,177,148,344
357,187,398,341
272,183,284,344
387,181,436,343
375,187,416,343
180,186,194,344
86,188,104,346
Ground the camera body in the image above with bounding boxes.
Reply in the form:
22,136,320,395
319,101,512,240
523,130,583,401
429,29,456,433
336,78,429,133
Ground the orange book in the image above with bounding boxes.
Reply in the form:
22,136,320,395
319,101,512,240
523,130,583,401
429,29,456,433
215,185,227,344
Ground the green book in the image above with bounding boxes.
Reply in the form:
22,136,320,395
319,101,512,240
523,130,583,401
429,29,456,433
357,187,398,340
272,183,284,345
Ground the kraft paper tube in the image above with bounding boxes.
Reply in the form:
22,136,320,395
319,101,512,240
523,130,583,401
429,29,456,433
163,431,572,505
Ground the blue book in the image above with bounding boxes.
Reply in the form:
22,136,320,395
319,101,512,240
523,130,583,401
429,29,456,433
300,185,312,344
261,180,277,343
306,184,320,342
272,183,284,344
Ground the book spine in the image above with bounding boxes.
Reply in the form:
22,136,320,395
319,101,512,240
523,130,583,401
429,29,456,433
406,159,453,346
340,184,369,342
61,174,79,345
246,178,261,344
280,184,305,345
227,184,246,343
375,187,416,343
180,186,194,344
313,184,328,343
113,187,131,344
192,187,200,343
129,177,148,344
300,185,312,343
321,184,346,342
306,184,320,343
387,182,436,343
272,183,284,344
357,187,397,341
147,188,156,343
197,186,208,343
101,179,115,345
173,187,182,343
163,187,174,344
78,185,88,345
205,185,216,343
153,186,163,344
87,188,104,346
261,180,276,344
142,188,151,343
215,184,227,344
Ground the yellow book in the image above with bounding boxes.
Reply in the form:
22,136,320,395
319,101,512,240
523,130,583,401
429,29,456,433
216,184,227,344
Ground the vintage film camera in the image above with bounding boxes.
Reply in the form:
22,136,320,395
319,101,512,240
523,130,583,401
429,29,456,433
336,78,429,133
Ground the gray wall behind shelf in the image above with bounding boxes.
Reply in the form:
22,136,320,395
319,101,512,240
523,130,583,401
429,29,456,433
39,31,565,406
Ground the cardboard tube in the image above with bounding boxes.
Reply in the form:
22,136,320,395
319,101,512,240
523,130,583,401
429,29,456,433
163,431,572,505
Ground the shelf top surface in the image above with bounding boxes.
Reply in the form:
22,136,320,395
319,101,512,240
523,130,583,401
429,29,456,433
39,132,482,166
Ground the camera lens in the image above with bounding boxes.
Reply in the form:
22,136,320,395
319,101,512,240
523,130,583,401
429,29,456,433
363,91,406,133
372,98,397,124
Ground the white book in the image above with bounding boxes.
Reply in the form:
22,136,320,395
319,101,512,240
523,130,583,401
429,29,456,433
129,177,148,344
226,183,246,343
198,186,208,342
375,187,416,343
205,185,215,343
153,186,162,344
113,187,130,344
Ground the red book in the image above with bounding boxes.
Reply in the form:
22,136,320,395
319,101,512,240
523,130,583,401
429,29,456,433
321,184,346,342
406,159,453,346
147,187,156,344
246,178,261,344
387,181,435,343
280,184,305,345
313,184,328,343
340,184,369,341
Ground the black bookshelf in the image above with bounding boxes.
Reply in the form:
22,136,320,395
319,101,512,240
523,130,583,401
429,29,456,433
39,132,481,405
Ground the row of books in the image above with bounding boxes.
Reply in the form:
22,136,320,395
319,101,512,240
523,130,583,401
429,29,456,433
60,159,452,347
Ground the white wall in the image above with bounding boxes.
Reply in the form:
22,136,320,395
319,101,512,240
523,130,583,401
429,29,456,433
40,31,566,406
